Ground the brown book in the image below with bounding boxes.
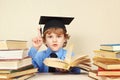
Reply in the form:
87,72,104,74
0,68,38,79
93,61,120,70
94,50,120,59
104,77,120,80
88,70,120,80
12,73,35,80
0,57,32,70
88,70,100,79
0,40,28,50
44,44,91,71
0,49,28,60
97,67,120,76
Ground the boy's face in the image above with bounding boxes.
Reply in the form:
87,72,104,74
45,32,65,51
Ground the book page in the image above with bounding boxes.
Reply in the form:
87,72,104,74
43,58,70,70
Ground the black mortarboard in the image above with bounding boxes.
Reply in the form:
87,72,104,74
39,16,74,33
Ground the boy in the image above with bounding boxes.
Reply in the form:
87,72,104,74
28,16,80,73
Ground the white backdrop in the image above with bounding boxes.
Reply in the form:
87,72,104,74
0,0,120,69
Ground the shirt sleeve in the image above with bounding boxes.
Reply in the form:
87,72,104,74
28,47,38,58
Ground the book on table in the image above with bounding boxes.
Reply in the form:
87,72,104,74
93,57,120,70
100,44,120,51
0,67,38,79
97,67,120,76
88,70,101,80
12,73,35,80
0,57,32,70
43,44,91,71
0,49,28,60
94,50,120,59
0,40,28,50
0,64,34,74
88,70,120,80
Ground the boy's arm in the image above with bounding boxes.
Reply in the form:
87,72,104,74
28,47,38,58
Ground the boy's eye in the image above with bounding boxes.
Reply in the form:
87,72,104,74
57,35,62,38
48,36,52,38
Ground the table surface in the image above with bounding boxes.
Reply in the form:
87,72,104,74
27,72,94,80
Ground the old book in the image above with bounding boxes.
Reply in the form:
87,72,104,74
0,65,34,74
94,50,120,59
0,40,28,50
0,68,38,79
97,67,120,76
0,57,32,70
12,73,35,80
104,77,120,80
88,70,100,79
93,56,120,63
44,45,91,71
100,44,120,51
93,56,120,70
88,70,120,80
0,49,28,60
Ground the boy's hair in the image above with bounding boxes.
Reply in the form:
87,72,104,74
43,27,70,47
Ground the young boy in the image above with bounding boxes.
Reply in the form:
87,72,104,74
28,16,80,73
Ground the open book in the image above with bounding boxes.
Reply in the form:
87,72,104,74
43,45,91,71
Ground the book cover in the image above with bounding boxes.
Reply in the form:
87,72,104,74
100,44,120,51
0,49,28,60
0,57,32,70
0,40,28,50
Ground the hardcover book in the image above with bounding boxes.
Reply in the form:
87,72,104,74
94,50,120,59
0,57,32,70
12,73,35,80
93,60,120,70
88,70,120,80
0,40,28,50
100,44,120,51
0,65,34,74
97,67,120,76
0,68,38,79
0,49,28,60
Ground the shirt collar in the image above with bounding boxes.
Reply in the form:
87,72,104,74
46,47,64,58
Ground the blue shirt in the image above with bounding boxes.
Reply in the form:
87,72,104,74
28,47,80,73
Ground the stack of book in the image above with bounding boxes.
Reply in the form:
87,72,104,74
0,40,38,80
89,44,120,80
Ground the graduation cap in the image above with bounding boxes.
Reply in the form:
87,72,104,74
39,16,74,33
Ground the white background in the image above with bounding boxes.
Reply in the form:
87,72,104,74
0,0,120,69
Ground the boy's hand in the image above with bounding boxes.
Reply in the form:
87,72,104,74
32,27,43,50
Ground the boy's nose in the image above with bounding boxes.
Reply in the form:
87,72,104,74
53,37,57,42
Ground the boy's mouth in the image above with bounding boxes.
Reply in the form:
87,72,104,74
52,44,58,47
